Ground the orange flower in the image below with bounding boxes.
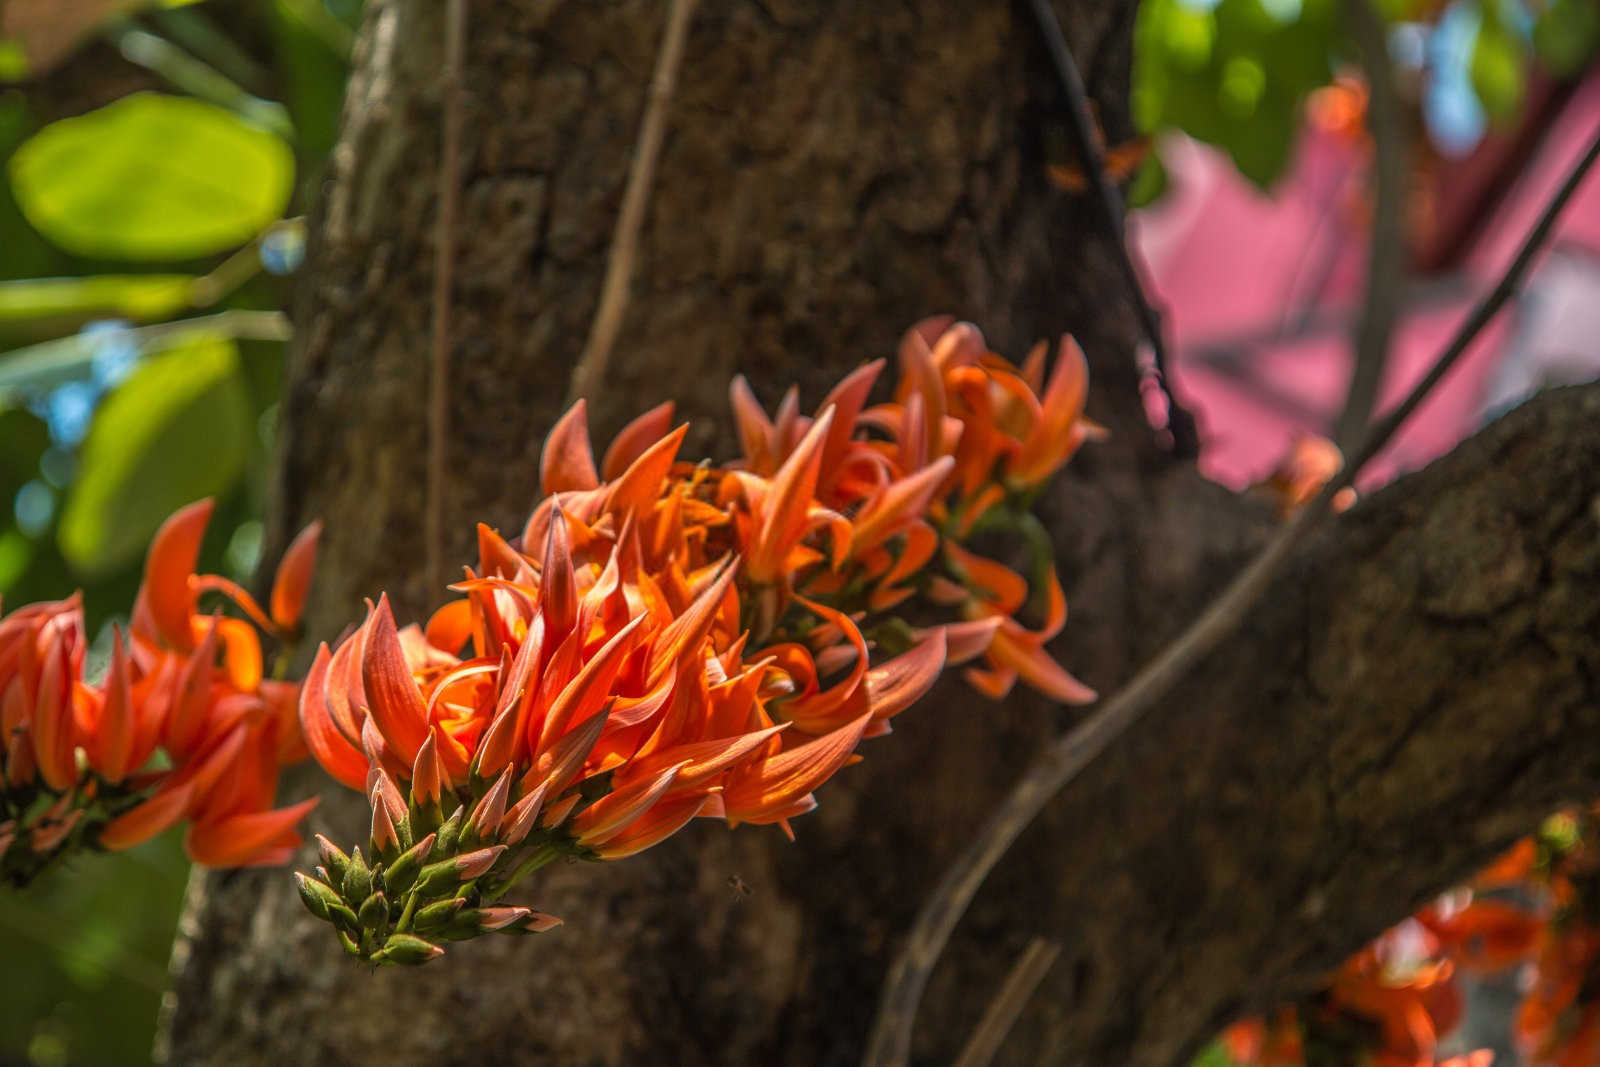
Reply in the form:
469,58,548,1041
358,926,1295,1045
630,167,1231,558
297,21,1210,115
296,315,1101,963
0,500,321,883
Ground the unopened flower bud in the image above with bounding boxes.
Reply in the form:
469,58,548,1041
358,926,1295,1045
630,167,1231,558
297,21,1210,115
381,832,436,897
316,834,351,884
413,896,467,932
371,933,445,966
357,890,389,931
341,846,373,904
294,872,340,921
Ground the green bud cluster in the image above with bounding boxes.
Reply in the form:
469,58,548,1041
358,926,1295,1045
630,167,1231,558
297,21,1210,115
292,769,579,965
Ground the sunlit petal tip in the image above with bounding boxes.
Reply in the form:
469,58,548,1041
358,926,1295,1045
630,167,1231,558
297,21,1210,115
541,398,601,495
269,519,322,632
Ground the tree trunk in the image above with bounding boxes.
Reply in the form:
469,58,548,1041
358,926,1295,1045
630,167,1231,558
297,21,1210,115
160,2,1600,1065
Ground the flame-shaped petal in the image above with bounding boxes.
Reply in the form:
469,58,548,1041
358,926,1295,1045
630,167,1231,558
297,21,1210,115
143,498,212,650
269,520,322,632
541,399,601,495
361,595,431,767
723,711,871,823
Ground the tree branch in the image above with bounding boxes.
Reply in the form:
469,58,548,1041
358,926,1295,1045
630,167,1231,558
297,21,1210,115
1332,0,1409,451
566,0,699,408
866,118,1600,1067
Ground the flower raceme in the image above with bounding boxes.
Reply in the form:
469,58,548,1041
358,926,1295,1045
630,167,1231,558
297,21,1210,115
0,500,321,884
294,318,1104,964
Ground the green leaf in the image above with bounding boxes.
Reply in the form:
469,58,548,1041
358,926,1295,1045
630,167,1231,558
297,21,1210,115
7,92,293,261
0,275,195,329
58,335,251,576
1471,14,1527,124
1533,0,1600,77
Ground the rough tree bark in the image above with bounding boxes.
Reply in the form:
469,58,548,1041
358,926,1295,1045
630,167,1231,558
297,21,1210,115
160,2,1600,1064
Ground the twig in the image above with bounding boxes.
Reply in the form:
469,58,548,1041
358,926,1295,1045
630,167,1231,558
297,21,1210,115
1024,0,1200,459
952,938,1062,1067
862,120,1600,1067
426,0,466,599
1333,0,1409,452
0,310,292,399
103,21,293,138
565,0,700,407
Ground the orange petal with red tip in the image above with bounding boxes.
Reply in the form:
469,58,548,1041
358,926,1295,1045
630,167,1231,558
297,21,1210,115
647,559,735,684
425,599,474,656
571,761,685,845
620,722,787,790
211,616,263,692
95,627,137,783
864,630,946,720
361,595,431,767
537,615,644,752
601,400,676,482
31,635,77,791
528,703,610,798
184,797,318,868
269,520,321,631
746,408,833,583
606,423,688,518
816,360,882,481
299,643,368,790
730,376,776,472
723,711,871,821
540,505,578,637
850,456,954,557
590,793,709,859
144,499,212,650
929,617,1003,664
541,399,601,495
987,622,1095,705
476,523,532,584
945,544,1028,615
99,781,194,851
166,617,221,760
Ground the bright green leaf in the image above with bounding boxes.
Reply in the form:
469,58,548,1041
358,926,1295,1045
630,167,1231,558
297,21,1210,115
58,335,251,576
7,92,293,260
0,275,194,328
1471,16,1527,124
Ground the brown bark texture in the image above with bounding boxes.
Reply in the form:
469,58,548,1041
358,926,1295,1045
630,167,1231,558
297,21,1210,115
160,1,1600,1064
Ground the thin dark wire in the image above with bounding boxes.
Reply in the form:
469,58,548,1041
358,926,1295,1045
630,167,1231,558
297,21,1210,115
1024,0,1201,458
863,119,1600,1067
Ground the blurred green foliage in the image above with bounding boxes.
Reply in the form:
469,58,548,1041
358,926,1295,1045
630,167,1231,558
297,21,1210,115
0,2,357,1063
1134,0,1600,191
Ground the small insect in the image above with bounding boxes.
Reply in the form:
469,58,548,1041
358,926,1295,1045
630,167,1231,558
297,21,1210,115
726,874,753,902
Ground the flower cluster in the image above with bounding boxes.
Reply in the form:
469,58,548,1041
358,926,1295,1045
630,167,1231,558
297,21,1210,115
0,500,320,884
1219,809,1600,1067
293,318,1103,963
